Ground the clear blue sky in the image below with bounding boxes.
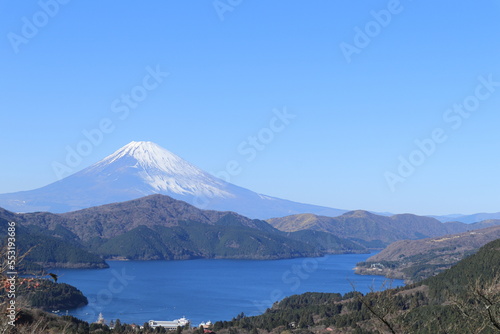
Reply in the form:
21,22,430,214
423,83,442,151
1,0,500,216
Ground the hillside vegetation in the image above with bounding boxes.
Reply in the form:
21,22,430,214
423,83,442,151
356,225,500,282
97,221,327,260
0,195,365,264
4,194,499,266
0,218,107,271
268,211,500,248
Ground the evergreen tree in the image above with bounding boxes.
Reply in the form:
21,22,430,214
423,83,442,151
114,319,122,332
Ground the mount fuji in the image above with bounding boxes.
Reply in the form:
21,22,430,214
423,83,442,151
0,141,347,219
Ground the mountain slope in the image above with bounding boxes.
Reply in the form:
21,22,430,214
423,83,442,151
0,141,346,219
0,194,365,261
95,222,332,260
267,210,500,247
3,194,280,241
0,218,107,270
356,225,500,282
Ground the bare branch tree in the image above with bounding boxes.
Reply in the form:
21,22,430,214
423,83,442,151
348,280,401,334
450,273,500,333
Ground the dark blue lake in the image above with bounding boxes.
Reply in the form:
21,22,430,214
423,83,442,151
53,253,403,326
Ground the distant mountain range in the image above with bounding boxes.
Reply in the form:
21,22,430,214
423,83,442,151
0,141,346,219
267,211,500,248
430,212,500,223
0,194,365,263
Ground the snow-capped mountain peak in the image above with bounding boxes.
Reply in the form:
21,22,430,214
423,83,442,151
99,141,202,176
86,141,232,198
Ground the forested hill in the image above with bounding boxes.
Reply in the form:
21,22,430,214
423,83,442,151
0,195,366,263
214,238,500,334
268,211,500,248
0,218,108,270
356,225,500,282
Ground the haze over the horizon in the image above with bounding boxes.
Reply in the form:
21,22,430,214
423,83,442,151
1,1,500,216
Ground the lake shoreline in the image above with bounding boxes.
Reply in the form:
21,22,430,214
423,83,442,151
54,252,402,326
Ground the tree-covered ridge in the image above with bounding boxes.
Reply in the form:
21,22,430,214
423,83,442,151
5,194,500,267
424,236,500,302
356,225,500,282
0,218,108,270
0,195,279,241
96,220,365,261
0,197,367,264
268,211,500,248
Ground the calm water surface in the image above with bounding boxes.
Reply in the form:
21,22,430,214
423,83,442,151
54,253,403,326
